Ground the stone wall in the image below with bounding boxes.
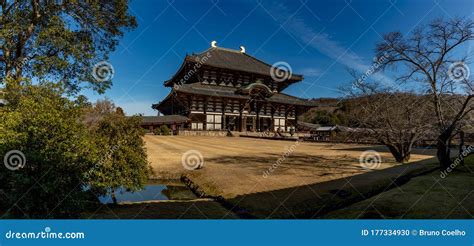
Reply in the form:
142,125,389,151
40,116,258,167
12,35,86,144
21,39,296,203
179,130,230,137
177,130,306,138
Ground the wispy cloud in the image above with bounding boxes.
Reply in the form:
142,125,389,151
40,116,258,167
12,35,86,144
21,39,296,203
268,2,394,84
297,67,323,77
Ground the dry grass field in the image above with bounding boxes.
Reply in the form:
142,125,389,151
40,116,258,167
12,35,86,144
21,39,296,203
145,135,436,199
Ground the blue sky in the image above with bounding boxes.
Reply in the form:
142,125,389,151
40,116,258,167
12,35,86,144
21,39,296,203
83,0,474,115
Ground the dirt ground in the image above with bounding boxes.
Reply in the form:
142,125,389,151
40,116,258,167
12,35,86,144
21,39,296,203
145,135,436,199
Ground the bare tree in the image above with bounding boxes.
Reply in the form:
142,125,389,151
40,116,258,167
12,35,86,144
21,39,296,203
346,76,433,162
375,18,474,168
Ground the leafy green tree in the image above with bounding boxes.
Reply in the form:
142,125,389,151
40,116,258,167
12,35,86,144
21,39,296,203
0,83,100,218
85,100,151,205
1,84,151,216
0,1,148,216
310,110,346,126
0,0,136,93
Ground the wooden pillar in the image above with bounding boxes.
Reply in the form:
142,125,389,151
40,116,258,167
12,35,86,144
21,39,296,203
254,100,259,132
187,95,192,116
256,104,260,132
294,107,299,133
222,99,227,130
203,97,208,130
239,102,243,132
271,106,275,132
222,112,226,130
284,105,288,132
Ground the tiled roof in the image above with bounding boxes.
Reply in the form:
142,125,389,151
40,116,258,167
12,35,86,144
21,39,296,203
297,121,321,130
140,115,190,124
315,126,337,131
171,83,318,107
187,47,303,81
297,123,373,133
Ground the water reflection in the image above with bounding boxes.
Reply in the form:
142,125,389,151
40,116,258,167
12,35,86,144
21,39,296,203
98,180,197,204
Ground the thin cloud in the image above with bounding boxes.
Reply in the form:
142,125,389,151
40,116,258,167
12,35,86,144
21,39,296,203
268,2,394,84
298,67,323,77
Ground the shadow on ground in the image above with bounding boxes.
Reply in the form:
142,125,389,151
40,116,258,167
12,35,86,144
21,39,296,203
211,159,440,219
322,159,474,219
84,200,238,219
329,145,456,156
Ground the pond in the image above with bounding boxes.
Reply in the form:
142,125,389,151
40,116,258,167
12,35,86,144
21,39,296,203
98,180,197,204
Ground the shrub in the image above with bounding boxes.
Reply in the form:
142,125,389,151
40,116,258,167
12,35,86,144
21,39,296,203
159,125,171,135
154,128,161,135
0,84,100,218
1,87,151,217
87,107,151,204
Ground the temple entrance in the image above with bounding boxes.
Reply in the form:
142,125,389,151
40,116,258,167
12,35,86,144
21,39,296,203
246,116,254,131
259,117,272,132
225,115,238,131
239,116,272,132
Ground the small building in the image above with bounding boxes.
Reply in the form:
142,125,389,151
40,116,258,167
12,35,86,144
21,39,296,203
298,122,338,136
298,123,374,143
297,121,321,132
140,115,190,134
152,42,318,133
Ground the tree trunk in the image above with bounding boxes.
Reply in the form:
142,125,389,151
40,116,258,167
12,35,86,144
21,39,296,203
459,131,465,166
386,144,411,163
437,130,452,169
400,152,411,163
111,190,118,205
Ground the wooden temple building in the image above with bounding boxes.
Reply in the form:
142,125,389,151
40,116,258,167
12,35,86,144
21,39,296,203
150,42,318,133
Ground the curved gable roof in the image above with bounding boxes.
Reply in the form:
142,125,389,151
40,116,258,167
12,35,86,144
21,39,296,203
189,47,303,81
164,46,303,86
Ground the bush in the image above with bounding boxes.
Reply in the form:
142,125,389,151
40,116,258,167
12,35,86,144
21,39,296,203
0,86,151,217
160,125,171,135
87,107,151,203
153,128,161,135
0,84,100,218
